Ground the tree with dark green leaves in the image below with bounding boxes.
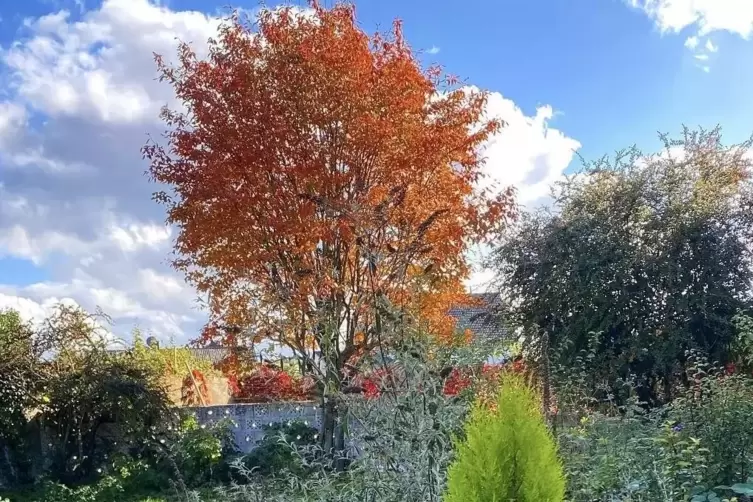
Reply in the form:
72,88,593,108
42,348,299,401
490,127,753,406
0,309,40,485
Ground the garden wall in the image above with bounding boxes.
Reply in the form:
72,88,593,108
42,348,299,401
186,401,321,453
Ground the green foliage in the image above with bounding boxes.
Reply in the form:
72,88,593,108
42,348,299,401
130,328,218,380
219,332,481,502
0,310,40,486
559,410,656,501
0,309,39,434
558,358,753,502
43,351,171,484
34,477,126,502
339,334,474,501
492,127,753,405
444,373,565,502
559,409,714,502
240,421,318,477
1,305,168,488
732,313,753,373
165,414,237,487
667,360,753,486
0,477,214,502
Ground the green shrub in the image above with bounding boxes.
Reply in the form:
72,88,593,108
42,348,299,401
558,411,652,501
165,414,237,487
215,333,477,502
558,410,724,502
444,373,565,502
9,477,126,502
43,354,171,484
558,366,753,502
240,421,318,478
668,362,753,487
0,310,46,486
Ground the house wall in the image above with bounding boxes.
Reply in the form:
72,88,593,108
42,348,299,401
163,374,233,406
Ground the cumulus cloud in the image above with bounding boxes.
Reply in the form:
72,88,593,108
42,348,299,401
627,0,753,38
0,292,80,327
627,0,752,69
0,102,27,148
0,0,580,330
474,88,581,208
464,88,581,292
3,0,222,123
0,0,221,341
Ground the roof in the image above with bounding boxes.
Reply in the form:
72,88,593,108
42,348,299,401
448,293,506,342
180,347,235,365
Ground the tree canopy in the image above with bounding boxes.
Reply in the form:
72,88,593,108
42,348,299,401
145,3,514,373
491,127,753,404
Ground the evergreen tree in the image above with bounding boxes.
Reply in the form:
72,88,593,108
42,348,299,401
445,373,565,502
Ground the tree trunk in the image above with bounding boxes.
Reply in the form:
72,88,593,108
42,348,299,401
319,395,348,471
333,402,347,472
320,395,335,455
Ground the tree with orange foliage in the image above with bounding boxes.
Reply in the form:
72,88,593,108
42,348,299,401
144,1,514,459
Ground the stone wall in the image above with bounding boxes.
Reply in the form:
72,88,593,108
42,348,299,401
187,401,321,453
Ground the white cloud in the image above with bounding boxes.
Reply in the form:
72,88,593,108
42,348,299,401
464,87,581,292
473,87,581,208
684,35,699,49
0,292,80,326
107,221,171,253
0,289,120,346
0,225,90,265
628,0,753,38
2,0,222,124
0,102,27,148
628,0,753,70
427,46,440,55
137,269,185,301
0,0,221,341
1,264,197,339
695,53,709,61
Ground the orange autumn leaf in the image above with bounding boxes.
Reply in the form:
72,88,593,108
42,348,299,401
144,2,515,369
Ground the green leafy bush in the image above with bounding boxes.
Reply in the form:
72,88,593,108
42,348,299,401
240,421,318,478
558,410,655,501
667,359,753,487
0,310,40,486
1,477,125,502
43,353,171,484
558,361,753,502
162,414,237,487
444,372,565,502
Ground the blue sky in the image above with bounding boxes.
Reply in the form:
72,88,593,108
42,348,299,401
1,0,752,342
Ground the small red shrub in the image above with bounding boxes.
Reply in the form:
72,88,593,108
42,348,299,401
234,365,310,403
443,368,473,396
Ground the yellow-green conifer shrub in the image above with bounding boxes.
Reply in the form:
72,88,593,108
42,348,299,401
444,372,566,502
